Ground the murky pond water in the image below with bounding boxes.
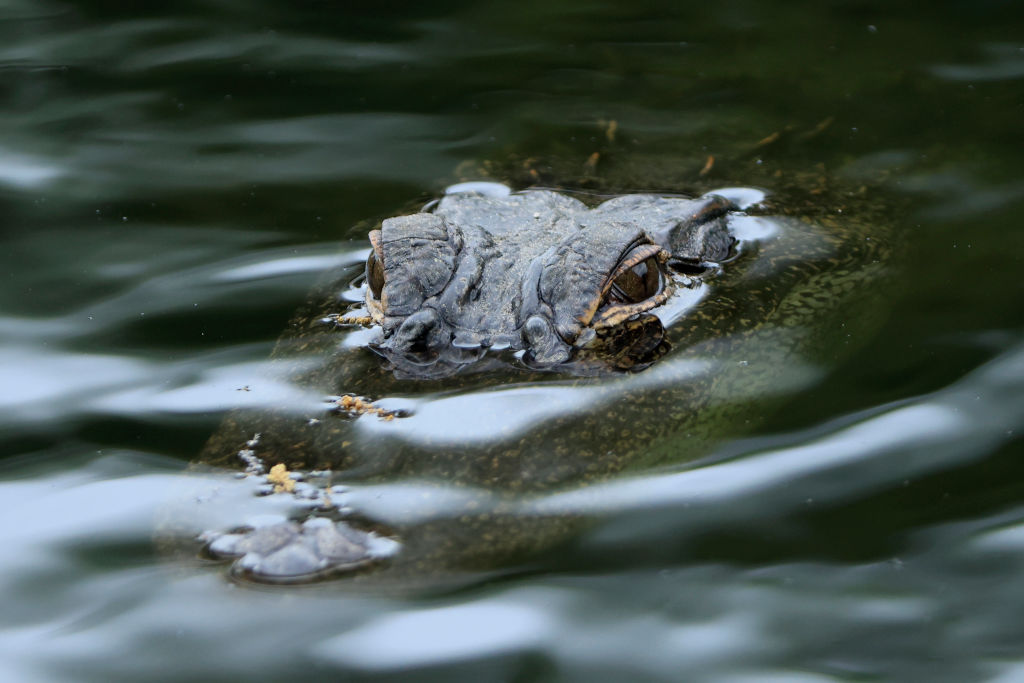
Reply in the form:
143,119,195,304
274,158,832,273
3,1,1024,680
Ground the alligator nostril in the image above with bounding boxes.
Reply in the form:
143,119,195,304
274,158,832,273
668,258,709,276
522,315,570,365
394,308,442,355
523,316,548,347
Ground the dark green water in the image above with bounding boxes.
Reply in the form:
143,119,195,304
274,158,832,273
3,1,1024,680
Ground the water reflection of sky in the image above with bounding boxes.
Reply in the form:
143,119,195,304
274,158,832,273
2,0,1024,679
0,243,365,433
5,339,1024,680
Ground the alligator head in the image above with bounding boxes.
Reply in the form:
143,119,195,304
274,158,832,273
364,182,750,377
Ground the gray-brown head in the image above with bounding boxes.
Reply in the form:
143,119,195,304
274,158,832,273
364,183,748,377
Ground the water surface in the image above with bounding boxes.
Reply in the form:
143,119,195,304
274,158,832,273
3,1,1024,680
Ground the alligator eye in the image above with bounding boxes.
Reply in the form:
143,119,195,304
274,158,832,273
366,250,385,300
591,246,672,329
608,256,663,304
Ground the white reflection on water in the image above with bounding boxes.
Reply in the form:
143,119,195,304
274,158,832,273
931,43,1024,82
971,522,1024,553
0,110,467,201
91,357,325,416
312,599,557,670
359,384,590,444
356,384,582,445
0,347,149,418
0,345,323,425
539,403,964,515
72,243,359,324
210,250,361,283
727,213,779,242
0,149,63,188
539,336,1024,556
311,594,767,675
0,242,367,429
343,337,1024,530
711,186,766,210
0,464,177,565
3,339,1024,683
357,357,716,445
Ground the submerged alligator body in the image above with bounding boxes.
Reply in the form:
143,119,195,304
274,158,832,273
165,180,889,587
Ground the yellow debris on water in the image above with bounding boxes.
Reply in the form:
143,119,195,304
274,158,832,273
755,131,781,148
267,463,295,493
699,155,715,176
336,394,398,420
331,314,373,326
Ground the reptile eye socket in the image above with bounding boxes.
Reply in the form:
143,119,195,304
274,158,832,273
609,256,663,303
590,244,672,329
366,250,385,300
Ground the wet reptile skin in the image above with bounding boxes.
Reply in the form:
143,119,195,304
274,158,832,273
367,184,737,377
169,178,891,587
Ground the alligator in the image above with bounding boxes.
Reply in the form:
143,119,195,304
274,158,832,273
162,176,890,588
366,182,741,377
